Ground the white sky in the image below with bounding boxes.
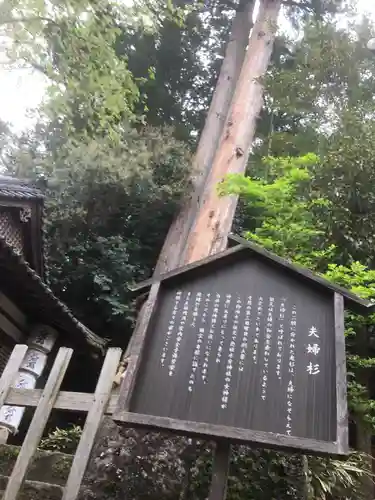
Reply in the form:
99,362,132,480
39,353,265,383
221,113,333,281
0,0,374,133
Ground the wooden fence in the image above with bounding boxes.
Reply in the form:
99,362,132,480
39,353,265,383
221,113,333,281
0,344,122,500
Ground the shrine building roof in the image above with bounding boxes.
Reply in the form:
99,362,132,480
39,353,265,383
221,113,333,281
0,175,44,200
0,237,106,351
0,175,106,352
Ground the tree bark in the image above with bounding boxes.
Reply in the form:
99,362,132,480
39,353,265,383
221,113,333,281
154,0,255,275
184,0,282,264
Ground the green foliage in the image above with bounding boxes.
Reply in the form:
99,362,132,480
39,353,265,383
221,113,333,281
307,451,373,500
0,0,195,141
39,426,82,454
221,154,335,269
226,448,298,500
1,1,140,139
325,262,375,301
6,125,192,344
116,0,238,140
44,10,139,138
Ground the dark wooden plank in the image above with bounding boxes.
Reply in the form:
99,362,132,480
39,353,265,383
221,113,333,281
208,441,231,500
113,283,160,415
31,201,45,277
334,293,349,454
0,311,25,342
0,292,27,330
113,411,341,455
4,388,119,414
2,347,72,500
0,344,28,407
63,348,122,500
0,200,31,209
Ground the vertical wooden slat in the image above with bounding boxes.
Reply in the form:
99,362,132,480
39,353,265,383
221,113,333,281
0,344,27,407
2,347,72,500
63,348,122,500
208,441,231,500
334,292,349,454
0,344,28,444
0,292,28,329
0,311,25,342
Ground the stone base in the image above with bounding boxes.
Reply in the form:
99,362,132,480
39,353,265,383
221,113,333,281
0,444,73,486
0,475,64,500
0,443,73,499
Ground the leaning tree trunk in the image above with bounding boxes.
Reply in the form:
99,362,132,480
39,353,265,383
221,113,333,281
184,0,282,264
154,0,255,275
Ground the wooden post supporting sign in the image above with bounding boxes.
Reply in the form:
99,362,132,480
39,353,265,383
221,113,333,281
208,441,231,500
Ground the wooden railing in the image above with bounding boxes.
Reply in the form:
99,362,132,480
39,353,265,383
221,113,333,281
0,344,122,500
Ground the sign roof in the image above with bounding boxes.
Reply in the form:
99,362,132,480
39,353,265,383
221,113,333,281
131,234,373,314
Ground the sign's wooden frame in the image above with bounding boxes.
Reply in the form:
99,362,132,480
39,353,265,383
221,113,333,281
113,243,351,455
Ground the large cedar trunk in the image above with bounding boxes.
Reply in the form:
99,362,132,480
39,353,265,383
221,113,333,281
185,0,282,264
154,0,255,275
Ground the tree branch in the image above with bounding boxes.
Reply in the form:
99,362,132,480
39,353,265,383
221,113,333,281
281,0,313,11
29,62,50,77
1,58,51,78
0,16,57,27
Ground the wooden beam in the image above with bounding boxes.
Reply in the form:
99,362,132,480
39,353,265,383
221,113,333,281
112,411,341,455
334,293,348,455
0,311,26,342
208,441,231,500
229,235,374,313
2,347,72,500
0,292,27,330
3,387,120,414
131,239,375,315
63,348,122,500
0,344,27,407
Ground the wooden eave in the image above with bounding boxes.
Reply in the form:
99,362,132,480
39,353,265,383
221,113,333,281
0,237,106,352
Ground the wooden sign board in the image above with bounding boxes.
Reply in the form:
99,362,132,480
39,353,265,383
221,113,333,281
113,243,367,456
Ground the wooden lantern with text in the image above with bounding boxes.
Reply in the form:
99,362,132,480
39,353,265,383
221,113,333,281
114,236,374,455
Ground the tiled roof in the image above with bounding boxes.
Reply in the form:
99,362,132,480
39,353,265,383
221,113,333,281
0,176,43,200
0,237,107,352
